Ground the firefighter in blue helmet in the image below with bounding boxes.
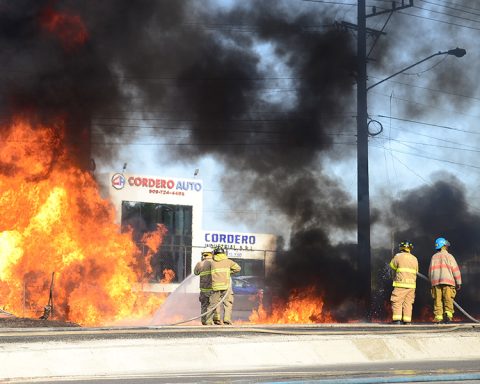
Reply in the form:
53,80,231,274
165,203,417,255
429,237,462,324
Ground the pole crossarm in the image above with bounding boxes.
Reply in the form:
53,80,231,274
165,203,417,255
366,49,465,91
340,21,386,36
366,0,413,18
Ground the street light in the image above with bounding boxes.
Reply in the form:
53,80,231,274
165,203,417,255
356,45,466,320
367,48,467,91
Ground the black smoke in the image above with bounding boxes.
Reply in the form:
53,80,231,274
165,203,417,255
4,1,476,322
375,174,480,320
0,0,369,318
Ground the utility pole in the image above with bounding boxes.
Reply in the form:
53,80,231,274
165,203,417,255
356,0,413,320
356,0,370,319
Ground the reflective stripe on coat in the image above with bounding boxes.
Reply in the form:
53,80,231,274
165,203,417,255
194,256,213,292
428,250,462,287
211,253,241,291
389,252,419,289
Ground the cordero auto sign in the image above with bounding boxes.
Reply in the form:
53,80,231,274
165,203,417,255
111,173,202,195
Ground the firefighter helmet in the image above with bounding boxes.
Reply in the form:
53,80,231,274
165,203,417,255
398,241,413,251
435,237,450,250
213,246,225,255
201,247,214,255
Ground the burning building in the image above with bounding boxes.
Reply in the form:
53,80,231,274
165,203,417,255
1,0,478,327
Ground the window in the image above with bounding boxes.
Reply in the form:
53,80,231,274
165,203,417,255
121,201,192,282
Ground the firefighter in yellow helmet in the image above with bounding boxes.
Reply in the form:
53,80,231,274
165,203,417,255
194,247,215,325
389,241,418,325
208,246,241,325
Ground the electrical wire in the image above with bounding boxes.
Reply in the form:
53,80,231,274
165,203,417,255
419,0,480,17
301,0,356,5
374,136,480,154
370,142,480,170
414,3,480,25
369,76,480,105
398,9,480,31
376,115,480,135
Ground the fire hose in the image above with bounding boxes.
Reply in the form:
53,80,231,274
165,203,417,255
416,272,479,324
165,279,233,326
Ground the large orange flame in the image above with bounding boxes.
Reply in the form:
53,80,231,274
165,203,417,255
0,116,168,326
249,286,334,324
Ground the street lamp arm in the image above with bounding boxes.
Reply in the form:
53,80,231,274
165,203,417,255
366,49,465,91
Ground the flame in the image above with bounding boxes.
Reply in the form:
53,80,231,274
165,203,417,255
249,286,334,324
160,269,175,284
135,224,169,279
39,2,88,50
0,116,168,326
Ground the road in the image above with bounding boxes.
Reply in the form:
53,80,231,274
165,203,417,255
0,323,479,383
5,360,480,383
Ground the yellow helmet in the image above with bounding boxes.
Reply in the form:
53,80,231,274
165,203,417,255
201,247,214,256
398,241,413,252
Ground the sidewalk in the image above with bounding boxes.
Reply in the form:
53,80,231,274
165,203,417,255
0,323,479,381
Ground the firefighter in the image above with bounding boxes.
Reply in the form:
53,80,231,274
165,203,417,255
194,247,215,325
208,246,241,325
428,237,462,324
389,241,418,325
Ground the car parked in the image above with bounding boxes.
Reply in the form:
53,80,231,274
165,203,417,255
232,275,264,295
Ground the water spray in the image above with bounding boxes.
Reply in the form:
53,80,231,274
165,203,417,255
166,280,233,326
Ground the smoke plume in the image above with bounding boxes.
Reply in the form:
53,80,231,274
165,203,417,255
1,0,477,320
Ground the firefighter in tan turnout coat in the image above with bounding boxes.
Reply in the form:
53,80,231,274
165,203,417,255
194,247,216,325
208,247,241,325
389,241,419,325
429,237,462,324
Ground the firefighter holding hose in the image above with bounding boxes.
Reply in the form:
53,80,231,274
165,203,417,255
194,247,217,325
208,246,241,325
389,241,419,325
429,237,462,324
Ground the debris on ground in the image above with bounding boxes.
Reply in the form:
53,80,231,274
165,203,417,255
0,316,80,328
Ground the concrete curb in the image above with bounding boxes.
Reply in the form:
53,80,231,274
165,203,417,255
0,328,479,380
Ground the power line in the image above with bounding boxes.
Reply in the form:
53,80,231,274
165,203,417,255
368,75,480,103
414,3,480,25
385,125,480,150
389,151,430,184
398,9,480,31
372,144,480,211
376,115,480,135
301,0,356,5
373,136,480,154
90,140,357,147
370,143,480,170
418,0,480,16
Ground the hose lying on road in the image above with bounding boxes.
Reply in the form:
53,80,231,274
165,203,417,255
417,272,479,324
166,280,232,326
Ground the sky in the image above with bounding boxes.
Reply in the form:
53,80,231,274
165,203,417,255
87,0,480,247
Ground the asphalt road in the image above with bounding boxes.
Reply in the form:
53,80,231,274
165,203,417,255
1,323,479,383
1,322,479,344
5,359,480,383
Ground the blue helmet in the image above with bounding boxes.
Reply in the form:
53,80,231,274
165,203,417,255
435,237,450,250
